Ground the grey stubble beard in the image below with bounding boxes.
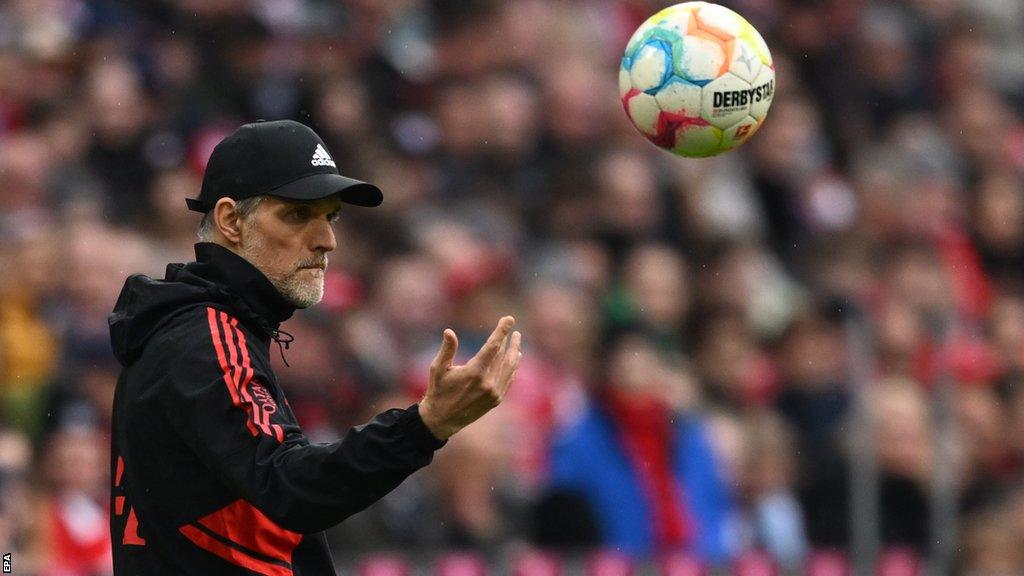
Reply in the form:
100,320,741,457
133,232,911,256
239,225,325,309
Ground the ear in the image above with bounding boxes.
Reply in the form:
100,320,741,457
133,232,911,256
213,198,243,245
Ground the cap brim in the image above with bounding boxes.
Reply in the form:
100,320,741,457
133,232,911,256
270,172,383,207
186,197,209,212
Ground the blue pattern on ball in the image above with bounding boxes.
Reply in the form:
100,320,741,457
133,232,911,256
640,39,675,95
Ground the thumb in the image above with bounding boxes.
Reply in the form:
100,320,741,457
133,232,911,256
430,329,459,376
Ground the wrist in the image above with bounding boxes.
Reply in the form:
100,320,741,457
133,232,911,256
417,400,458,441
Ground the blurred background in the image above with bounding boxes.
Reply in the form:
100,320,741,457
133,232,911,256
0,0,1023,574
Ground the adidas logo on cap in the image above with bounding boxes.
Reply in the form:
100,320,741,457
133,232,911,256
311,143,336,168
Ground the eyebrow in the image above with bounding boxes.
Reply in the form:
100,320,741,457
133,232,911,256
277,198,341,220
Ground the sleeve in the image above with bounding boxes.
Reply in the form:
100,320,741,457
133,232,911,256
153,306,446,534
548,412,590,490
678,418,737,563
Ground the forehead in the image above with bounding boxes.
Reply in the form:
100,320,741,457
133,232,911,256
264,195,343,212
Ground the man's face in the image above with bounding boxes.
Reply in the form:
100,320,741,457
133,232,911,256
238,195,341,308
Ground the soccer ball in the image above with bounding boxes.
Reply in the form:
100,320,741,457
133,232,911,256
619,2,775,157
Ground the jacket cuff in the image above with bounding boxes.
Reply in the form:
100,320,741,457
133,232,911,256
402,404,447,451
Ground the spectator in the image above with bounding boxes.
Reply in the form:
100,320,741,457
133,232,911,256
33,425,111,575
960,503,1024,576
774,308,851,467
801,378,932,551
734,410,808,571
604,243,691,351
0,429,34,572
539,332,735,563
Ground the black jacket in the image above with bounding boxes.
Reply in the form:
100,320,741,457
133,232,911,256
108,242,445,575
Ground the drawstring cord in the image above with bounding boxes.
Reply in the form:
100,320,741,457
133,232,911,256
271,329,294,367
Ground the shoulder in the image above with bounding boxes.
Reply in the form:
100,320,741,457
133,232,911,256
552,403,606,447
145,305,257,364
674,414,722,466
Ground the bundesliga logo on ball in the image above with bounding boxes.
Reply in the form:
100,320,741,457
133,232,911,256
619,1,775,157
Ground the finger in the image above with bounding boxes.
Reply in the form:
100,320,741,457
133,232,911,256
469,316,515,368
430,329,459,376
485,327,517,379
498,358,521,400
497,331,522,396
505,331,521,361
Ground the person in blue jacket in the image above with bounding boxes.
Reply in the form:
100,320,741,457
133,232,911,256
538,331,736,563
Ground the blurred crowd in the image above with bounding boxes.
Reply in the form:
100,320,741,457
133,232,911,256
1,0,1024,574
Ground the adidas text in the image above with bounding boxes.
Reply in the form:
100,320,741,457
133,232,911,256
311,144,336,168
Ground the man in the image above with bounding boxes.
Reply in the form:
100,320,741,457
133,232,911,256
108,120,522,575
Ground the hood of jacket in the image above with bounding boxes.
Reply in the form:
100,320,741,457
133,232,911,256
109,242,296,365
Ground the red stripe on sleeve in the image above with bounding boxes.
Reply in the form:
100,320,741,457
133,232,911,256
221,312,271,437
226,316,282,442
220,313,242,392
226,316,263,428
207,307,258,436
230,317,255,391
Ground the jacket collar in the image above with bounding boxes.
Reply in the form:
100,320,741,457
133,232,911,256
189,242,295,334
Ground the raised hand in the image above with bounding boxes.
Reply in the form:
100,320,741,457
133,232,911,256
418,316,522,441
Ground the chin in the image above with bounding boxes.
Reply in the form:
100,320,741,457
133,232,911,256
287,290,323,309
279,278,325,309
291,297,321,309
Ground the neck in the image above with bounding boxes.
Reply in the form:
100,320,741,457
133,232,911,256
192,242,296,334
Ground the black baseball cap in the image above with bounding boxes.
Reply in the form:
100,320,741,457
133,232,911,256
186,120,382,212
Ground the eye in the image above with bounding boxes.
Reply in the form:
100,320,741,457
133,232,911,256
287,207,312,222
327,210,341,223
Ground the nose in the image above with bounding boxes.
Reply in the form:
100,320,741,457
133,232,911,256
310,218,337,254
